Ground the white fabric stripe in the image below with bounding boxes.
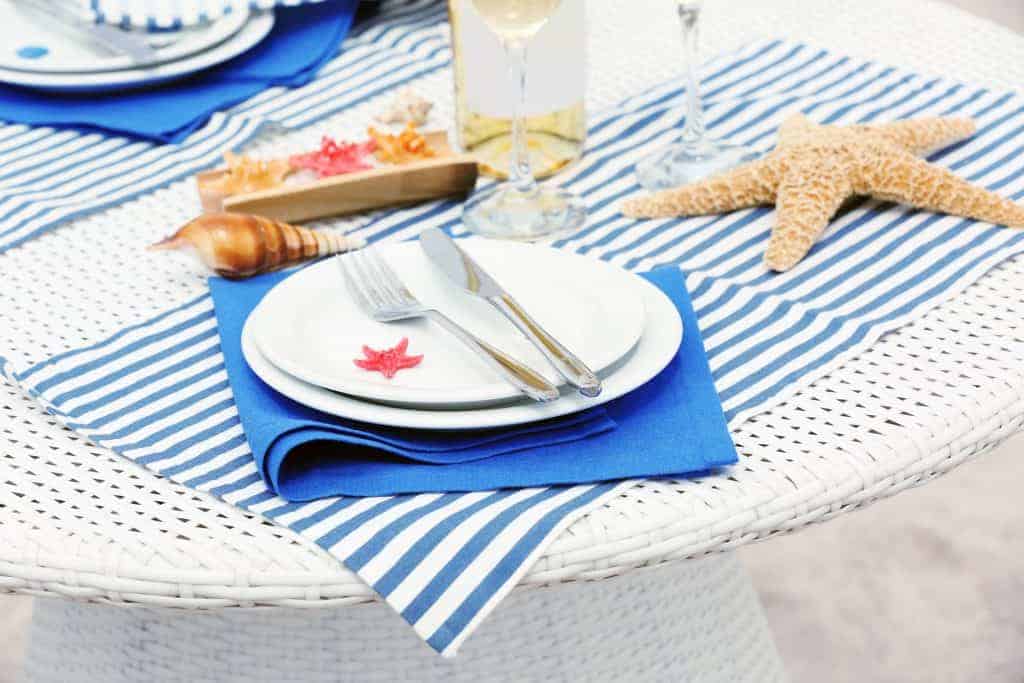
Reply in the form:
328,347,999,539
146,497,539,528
111,398,236,453
19,298,215,388
357,491,495,585
720,227,1023,414
187,455,259,488
381,488,545,613
411,486,593,640
335,494,448,560
269,497,343,527
219,478,277,505
300,497,392,542
148,424,247,472
70,359,227,427
40,319,220,410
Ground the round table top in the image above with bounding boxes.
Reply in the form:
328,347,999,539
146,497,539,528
2,0,1023,609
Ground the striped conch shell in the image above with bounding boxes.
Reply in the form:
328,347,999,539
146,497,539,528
150,212,365,279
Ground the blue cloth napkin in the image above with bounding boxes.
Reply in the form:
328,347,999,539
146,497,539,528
0,1,358,143
210,265,738,498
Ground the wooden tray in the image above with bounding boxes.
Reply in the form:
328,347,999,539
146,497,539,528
196,132,479,223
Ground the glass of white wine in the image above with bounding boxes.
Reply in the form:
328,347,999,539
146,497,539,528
634,1,760,191
462,0,586,241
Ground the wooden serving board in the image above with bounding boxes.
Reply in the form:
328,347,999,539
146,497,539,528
195,132,479,223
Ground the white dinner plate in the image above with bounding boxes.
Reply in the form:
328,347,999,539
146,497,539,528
0,10,273,92
0,2,250,73
250,240,648,408
242,276,683,430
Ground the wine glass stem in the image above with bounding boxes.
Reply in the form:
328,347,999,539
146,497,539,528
504,40,537,194
677,2,706,146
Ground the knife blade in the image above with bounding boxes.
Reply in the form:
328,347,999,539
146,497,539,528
420,228,602,397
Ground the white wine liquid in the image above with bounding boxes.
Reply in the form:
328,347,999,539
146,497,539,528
470,0,562,41
450,0,585,179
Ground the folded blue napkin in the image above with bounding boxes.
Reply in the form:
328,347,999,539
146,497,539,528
0,1,358,143
210,264,737,498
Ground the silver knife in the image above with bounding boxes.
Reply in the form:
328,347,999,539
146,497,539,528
420,228,603,397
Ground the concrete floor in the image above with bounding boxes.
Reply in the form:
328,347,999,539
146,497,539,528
745,434,1024,682
0,2,1021,682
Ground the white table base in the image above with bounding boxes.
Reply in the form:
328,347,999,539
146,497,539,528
21,553,785,682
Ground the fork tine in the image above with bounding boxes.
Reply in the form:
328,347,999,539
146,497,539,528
343,251,387,313
361,247,404,307
349,251,389,311
338,254,376,316
357,248,402,308
366,247,416,305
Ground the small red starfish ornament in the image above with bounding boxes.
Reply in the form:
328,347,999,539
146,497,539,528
353,337,423,379
290,135,377,178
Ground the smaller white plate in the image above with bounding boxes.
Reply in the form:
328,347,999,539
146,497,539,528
250,240,647,409
0,10,273,92
0,3,249,73
242,276,683,430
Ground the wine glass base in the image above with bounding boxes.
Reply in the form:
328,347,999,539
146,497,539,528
462,185,586,241
635,139,761,192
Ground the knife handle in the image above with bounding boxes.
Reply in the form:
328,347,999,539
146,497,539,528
425,310,560,403
489,295,603,398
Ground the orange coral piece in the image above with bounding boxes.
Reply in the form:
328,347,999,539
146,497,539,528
368,123,437,164
208,152,291,196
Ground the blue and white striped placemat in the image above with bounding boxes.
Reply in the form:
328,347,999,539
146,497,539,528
84,0,328,28
4,29,1024,656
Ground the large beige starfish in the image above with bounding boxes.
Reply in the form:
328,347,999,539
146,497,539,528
621,114,1024,271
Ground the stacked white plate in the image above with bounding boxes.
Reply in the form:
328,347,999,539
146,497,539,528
0,0,275,91
243,239,685,430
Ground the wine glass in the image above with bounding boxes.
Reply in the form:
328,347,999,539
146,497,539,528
634,1,760,191
462,0,586,241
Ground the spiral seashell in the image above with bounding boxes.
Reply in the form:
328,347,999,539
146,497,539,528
150,212,365,279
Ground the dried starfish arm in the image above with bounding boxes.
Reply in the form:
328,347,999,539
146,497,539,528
869,117,976,155
856,151,1024,227
621,157,784,218
765,157,852,271
775,114,818,145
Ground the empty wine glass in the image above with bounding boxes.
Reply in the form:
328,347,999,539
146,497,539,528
462,0,586,241
634,1,759,191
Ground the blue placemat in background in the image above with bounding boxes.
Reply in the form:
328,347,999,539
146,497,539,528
0,0,359,143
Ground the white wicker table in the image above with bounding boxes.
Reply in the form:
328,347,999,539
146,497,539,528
2,1,1023,681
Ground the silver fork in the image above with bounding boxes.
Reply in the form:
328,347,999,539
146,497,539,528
339,248,560,403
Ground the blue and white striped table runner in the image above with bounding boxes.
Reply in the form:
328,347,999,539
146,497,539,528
4,8,1024,655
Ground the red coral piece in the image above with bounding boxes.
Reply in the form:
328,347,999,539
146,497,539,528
353,337,423,379
290,136,377,178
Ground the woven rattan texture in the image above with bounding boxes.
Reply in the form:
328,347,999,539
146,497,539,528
21,556,785,682
1,0,1023,606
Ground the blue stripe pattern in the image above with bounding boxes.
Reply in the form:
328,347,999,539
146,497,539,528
5,38,1024,657
0,0,450,253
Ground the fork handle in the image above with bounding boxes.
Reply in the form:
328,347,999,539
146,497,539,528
425,310,560,403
